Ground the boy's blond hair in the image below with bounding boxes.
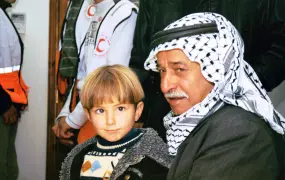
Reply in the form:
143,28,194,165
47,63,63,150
81,64,144,110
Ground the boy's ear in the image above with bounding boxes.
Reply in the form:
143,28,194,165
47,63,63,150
134,101,144,122
84,108,91,121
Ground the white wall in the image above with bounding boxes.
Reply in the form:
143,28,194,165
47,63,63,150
10,1,49,180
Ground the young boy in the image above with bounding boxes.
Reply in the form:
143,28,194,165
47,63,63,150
60,65,172,180
53,0,139,145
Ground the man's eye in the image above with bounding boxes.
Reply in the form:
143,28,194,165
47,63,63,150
158,69,165,73
176,68,185,72
95,109,104,114
117,106,125,112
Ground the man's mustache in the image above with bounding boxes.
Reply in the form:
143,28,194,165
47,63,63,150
164,91,189,99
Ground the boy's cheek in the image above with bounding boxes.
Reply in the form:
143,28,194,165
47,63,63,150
83,109,91,120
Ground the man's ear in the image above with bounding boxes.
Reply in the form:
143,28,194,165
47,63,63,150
134,101,144,122
84,108,91,121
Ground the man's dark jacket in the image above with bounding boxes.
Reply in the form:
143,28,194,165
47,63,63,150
167,105,285,180
130,0,285,141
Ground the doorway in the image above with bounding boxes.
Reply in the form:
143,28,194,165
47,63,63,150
46,0,68,179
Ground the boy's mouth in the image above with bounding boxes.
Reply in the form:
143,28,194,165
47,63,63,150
105,129,119,132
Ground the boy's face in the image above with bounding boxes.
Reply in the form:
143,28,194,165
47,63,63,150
85,101,144,142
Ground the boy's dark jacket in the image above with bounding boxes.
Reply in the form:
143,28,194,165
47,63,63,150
60,128,173,180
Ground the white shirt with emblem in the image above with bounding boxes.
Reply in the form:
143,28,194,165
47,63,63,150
57,0,138,129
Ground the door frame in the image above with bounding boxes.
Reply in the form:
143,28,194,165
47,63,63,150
46,0,68,179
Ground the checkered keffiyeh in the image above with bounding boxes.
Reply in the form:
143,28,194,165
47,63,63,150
144,13,285,155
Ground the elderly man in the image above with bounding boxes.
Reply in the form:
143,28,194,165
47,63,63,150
144,13,285,180
131,0,285,142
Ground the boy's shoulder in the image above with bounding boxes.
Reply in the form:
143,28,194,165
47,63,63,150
138,128,167,147
75,136,98,151
110,128,173,179
124,128,171,165
65,136,98,161
60,137,98,180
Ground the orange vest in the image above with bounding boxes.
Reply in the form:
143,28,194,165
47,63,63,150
71,81,96,144
0,8,28,108
56,50,96,144
0,71,28,106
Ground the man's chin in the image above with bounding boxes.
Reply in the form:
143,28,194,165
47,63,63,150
171,107,189,116
167,98,191,115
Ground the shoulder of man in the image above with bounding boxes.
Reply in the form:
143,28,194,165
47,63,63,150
110,0,138,16
207,105,273,135
194,105,281,151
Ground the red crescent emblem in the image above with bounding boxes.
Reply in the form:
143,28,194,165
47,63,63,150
87,5,95,17
96,38,105,53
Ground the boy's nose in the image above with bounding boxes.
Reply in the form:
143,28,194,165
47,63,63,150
106,112,116,125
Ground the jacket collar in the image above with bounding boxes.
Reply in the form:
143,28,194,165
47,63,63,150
110,128,173,179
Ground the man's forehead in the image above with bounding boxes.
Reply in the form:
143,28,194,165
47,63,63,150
157,60,188,67
156,54,190,68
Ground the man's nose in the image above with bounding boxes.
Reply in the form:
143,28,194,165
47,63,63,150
160,72,176,94
106,111,116,125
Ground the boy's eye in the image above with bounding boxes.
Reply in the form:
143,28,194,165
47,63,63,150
117,106,125,112
95,109,104,114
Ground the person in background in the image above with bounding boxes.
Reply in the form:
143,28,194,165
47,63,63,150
144,12,285,180
0,0,29,179
60,65,172,180
52,0,138,145
130,0,285,141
